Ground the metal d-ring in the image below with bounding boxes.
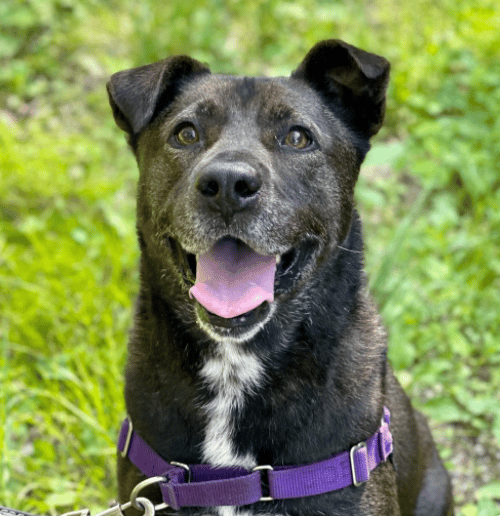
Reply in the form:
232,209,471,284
130,476,167,511
170,461,191,483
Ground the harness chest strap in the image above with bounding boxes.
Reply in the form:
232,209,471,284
117,407,393,510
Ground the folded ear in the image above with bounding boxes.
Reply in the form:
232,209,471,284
107,56,210,135
292,40,390,137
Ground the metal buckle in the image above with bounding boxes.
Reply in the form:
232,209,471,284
121,417,133,458
252,465,273,501
349,441,368,487
170,461,191,483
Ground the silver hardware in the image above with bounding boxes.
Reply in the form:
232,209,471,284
152,503,170,513
132,498,155,516
130,477,167,511
121,417,134,458
0,508,88,516
95,496,157,516
93,502,131,516
0,509,22,516
252,465,274,502
349,441,368,487
60,510,91,516
170,461,191,483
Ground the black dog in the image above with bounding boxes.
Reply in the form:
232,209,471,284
107,40,454,515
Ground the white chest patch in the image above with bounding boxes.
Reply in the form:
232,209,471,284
200,339,264,469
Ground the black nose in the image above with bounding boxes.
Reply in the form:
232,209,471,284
196,162,262,223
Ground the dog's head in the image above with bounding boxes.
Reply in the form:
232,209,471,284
107,40,389,343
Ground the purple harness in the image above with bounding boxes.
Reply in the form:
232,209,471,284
118,407,393,510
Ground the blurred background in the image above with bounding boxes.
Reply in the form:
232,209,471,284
0,0,499,514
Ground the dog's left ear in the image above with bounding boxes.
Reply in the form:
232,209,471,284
292,40,390,136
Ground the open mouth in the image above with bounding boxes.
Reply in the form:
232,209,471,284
198,300,271,329
168,236,318,329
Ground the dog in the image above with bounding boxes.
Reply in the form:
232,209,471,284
107,39,454,515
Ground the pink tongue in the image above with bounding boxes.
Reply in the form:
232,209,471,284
189,238,276,319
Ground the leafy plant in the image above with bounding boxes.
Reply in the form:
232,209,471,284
1,1,499,514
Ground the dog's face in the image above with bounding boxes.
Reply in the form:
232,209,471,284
107,40,389,342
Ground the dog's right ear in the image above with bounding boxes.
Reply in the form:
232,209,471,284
107,56,210,136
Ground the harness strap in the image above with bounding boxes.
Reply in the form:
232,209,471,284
118,407,393,509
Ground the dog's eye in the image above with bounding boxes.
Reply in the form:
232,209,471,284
283,128,312,150
176,124,199,146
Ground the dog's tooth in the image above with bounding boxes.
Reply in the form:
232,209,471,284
276,255,281,264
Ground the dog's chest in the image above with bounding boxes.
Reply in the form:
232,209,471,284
199,342,268,516
199,341,264,470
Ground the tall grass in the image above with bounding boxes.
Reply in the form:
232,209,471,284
1,1,499,514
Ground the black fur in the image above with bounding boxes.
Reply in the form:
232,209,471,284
107,40,454,515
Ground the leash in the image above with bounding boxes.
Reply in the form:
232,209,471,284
0,501,154,516
117,406,393,510
2,407,393,516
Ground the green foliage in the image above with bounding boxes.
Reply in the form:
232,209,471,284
0,109,137,512
1,0,499,514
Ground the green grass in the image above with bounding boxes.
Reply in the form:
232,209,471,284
1,1,499,514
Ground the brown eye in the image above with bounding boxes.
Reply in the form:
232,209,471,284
176,124,199,145
283,128,311,149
